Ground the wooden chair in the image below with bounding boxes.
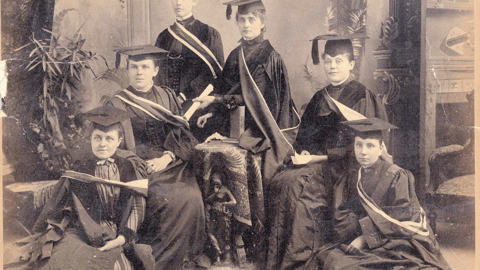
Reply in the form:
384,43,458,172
426,133,475,233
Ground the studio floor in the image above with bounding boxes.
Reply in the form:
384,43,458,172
3,207,475,270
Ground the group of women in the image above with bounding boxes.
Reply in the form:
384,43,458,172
17,0,450,270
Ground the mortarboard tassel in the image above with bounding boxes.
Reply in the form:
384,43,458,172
226,4,232,20
311,38,320,65
115,52,121,69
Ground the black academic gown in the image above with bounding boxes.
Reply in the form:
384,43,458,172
108,86,207,270
155,16,224,99
22,154,153,270
155,16,224,141
316,160,451,270
211,33,299,178
265,80,388,270
203,33,299,262
294,80,388,157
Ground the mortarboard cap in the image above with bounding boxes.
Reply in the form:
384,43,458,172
311,33,368,65
114,44,168,68
342,118,397,134
223,0,265,20
81,105,134,127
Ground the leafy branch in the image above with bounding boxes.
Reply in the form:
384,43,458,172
324,3,338,34
379,17,399,50
15,28,99,174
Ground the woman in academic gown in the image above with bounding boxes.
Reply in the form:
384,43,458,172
265,36,388,270
195,0,300,183
17,107,153,270
193,1,300,262
106,45,207,270
311,118,451,270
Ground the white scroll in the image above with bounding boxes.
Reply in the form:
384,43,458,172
183,84,214,121
291,152,328,165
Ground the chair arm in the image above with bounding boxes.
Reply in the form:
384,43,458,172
428,144,464,165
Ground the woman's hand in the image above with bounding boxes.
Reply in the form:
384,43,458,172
300,150,311,156
193,96,216,110
147,155,173,173
99,235,126,252
197,113,213,128
346,235,366,254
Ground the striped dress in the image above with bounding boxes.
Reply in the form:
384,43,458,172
25,154,151,270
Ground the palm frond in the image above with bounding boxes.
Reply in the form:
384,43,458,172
15,42,33,52
324,2,337,34
95,67,130,89
302,64,314,83
348,8,366,34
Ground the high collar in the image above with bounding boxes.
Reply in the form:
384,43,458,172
93,153,117,164
128,84,154,97
176,15,195,26
240,32,264,46
361,159,383,174
327,78,352,92
97,157,115,166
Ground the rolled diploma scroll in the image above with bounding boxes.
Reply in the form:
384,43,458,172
183,84,214,121
291,152,312,165
291,152,327,165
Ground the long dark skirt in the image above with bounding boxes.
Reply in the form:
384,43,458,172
265,163,332,270
36,229,130,270
138,160,206,270
318,238,451,270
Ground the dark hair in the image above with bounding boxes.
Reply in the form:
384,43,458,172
91,122,124,139
236,10,267,33
127,55,160,68
321,52,354,62
355,130,384,145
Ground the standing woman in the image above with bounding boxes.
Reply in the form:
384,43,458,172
106,45,207,270
155,0,224,141
194,0,300,183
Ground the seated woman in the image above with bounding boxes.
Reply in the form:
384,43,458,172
18,106,153,269
265,36,388,270
106,45,206,270
308,118,450,270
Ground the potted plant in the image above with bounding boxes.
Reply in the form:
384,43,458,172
14,28,100,177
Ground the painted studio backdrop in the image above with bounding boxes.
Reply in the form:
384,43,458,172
3,0,389,176
1,0,475,268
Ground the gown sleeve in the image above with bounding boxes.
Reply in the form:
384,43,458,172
359,168,423,249
118,157,147,243
206,27,225,67
120,195,146,243
331,171,363,244
293,91,323,153
264,51,299,132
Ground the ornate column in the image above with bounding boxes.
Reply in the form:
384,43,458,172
373,0,423,200
127,0,151,45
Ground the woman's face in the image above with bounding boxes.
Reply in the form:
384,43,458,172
91,129,122,160
236,13,264,40
323,54,355,85
171,0,197,19
354,137,383,168
127,59,159,91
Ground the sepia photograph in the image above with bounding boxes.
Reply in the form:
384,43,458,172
1,0,477,269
